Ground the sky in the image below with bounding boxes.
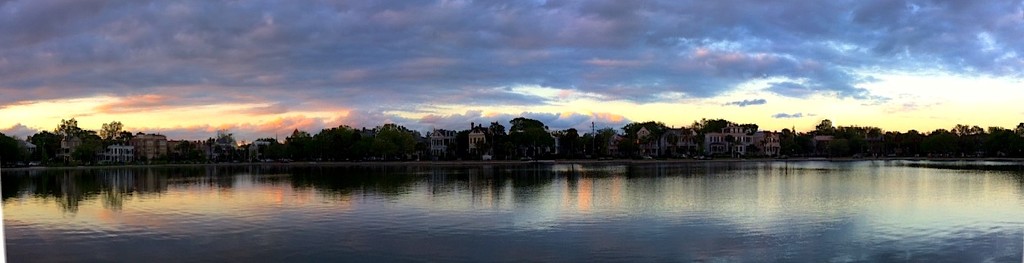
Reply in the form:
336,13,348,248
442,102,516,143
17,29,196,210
1,0,1023,141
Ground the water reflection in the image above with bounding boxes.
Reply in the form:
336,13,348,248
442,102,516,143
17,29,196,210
3,162,1023,262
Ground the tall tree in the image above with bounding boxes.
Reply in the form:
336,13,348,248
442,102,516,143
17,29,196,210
56,118,84,138
508,117,554,157
29,131,61,163
0,132,22,165
100,121,124,142
815,119,835,135
286,129,314,160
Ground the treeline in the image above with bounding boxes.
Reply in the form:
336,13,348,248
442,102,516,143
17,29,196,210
778,120,1024,158
4,117,1024,166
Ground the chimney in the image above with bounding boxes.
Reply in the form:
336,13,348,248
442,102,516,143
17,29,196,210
471,122,474,130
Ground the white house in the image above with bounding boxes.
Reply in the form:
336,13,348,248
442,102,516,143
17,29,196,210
428,129,457,158
103,145,134,164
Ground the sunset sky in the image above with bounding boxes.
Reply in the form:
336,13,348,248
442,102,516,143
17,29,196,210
2,0,1023,141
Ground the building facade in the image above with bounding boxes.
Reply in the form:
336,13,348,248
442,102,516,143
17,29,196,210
428,129,457,158
130,133,168,161
103,145,134,163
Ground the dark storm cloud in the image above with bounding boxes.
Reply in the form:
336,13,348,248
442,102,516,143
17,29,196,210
1,0,1022,111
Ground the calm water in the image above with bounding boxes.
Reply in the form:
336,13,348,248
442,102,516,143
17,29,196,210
3,161,1024,262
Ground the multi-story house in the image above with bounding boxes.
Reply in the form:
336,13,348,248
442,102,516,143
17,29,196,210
754,131,782,157
58,136,81,162
428,129,457,158
468,122,488,155
103,145,134,163
704,125,780,157
130,133,168,161
659,128,699,156
704,125,753,156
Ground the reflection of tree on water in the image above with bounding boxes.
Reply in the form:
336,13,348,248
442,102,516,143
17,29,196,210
290,166,428,199
1,166,267,213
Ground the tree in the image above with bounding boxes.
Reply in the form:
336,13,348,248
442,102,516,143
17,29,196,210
557,128,580,158
696,119,731,134
922,130,957,156
0,132,22,165
372,124,417,160
56,118,84,138
286,129,314,160
595,128,617,157
29,131,61,163
828,139,850,157
487,122,508,159
509,117,554,158
815,119,835,135
100,121,124,142
73,133,102,164
313,125,361,161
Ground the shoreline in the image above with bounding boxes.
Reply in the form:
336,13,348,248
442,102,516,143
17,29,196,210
4,157,1024,171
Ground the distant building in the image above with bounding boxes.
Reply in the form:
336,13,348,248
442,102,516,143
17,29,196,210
659,128,698,156
17,139,37,155
704,125,780,157
428,129,457,158
468,122,488,155
103,145,134,164
58,136,82,162
813,135,834,155
704,125,753,155
636,127,659,157
754,131,782,156
130,133,168,161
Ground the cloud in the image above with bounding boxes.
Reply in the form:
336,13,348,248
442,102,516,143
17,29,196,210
3,0,1024,137
0,123,40,140
723,99,767,107
771,113,812,119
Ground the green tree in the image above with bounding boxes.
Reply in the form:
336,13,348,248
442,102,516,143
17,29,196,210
286,129,314,160
73,133,103,164
815,119,835,135
372,124,417,160
56,118,84,138
922,130,957,156
29,131,61,163
556,128,580,158
313,125,361,161
0,133,22,165
596,127,617,157
828,139,850,157
100,121,124,142
509,117,554,158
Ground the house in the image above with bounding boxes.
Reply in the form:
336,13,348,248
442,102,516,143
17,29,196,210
428,129,457,158
57,136,82,162
813,135,834,156
17,139,37,155
103,144,134,164
607,134,623,156
659,128,698,157
131,133,168,161
468,122,488,155
704,125,753,156
636,127,659,157
703,125,780,157
754,131,782,156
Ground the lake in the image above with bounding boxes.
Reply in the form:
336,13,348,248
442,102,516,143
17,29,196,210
3,161,1024,262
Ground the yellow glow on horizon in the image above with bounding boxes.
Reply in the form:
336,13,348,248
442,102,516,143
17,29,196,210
3,73,1022,137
